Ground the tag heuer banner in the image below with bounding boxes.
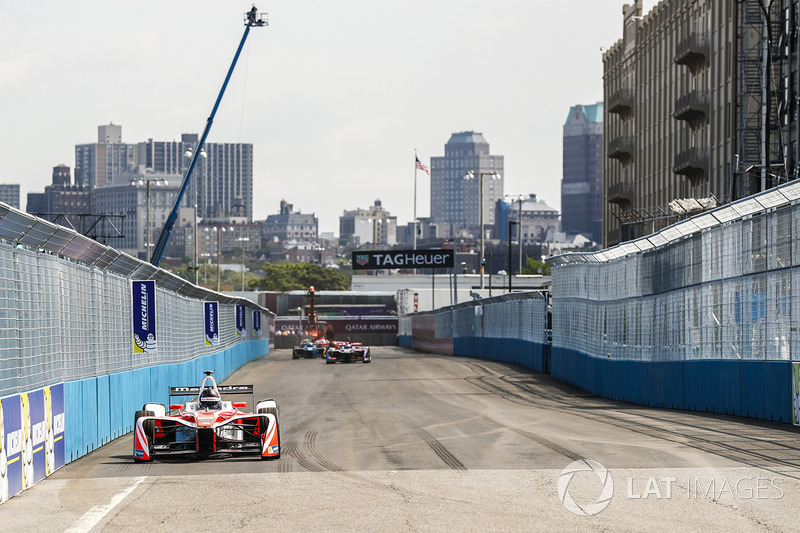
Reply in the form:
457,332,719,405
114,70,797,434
352,249,454,270
131,280,156,354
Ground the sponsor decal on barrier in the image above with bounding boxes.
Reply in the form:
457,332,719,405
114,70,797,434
253,310,262,336
792,363,800,426
131,280,157,354
1,384,65,504
274,317,397,335
351,249,454,270
236,305,246,337
205,302,219,346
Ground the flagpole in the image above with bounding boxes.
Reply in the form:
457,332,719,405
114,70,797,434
413,150,418,251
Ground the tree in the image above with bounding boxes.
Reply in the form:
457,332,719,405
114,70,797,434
252,262,351,291
521,257,551,276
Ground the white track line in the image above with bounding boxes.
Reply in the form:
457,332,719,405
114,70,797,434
65,476,147,533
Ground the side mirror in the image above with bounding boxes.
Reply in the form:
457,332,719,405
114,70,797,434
232,402,247,409
169,404,183,410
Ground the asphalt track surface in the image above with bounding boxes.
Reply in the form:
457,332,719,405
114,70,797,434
4,347,800,531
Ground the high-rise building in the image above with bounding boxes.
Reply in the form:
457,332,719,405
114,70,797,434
562,103,603,245
138,134,254,221
73,126,254,224
75,124,137,189
0,184,20,209
430,131,504,237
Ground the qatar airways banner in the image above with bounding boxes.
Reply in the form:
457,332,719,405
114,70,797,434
131,280,157,354
0,383,65,504
352,249,454,270
205,302,219,346
275,317,397,336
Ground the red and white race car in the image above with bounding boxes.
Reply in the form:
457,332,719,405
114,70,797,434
325,339,371,364
133,371,280,461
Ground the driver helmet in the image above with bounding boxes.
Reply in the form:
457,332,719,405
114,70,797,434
199,387,221,410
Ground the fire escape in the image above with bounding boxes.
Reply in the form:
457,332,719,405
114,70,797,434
735,0,787,199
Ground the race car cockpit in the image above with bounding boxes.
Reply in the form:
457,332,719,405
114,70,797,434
198,385,222,410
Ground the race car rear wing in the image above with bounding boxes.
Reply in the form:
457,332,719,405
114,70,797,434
169,385,254,397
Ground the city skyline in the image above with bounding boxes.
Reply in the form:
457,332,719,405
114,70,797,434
1,1,657,235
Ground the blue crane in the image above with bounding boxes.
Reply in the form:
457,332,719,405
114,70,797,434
150,6,267,266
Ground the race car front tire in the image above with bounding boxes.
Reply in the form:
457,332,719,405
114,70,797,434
257,406,281,460
133,410,155,462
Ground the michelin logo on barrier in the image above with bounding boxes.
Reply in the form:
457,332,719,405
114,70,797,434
205,302,219,346
0,384,64,504
131,280,157,354
253,310,262,336
236,304,246,337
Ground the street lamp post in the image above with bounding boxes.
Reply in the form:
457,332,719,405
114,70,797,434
131,177,166,261
199,253,211,285
517,195,524,275
215,227,232,292
508,220,518,294
193,204,199,284
216,227,222,291
183,147,205,280
238,237,250,291
369,218,385,276
369,217,387,251
464,171,501,289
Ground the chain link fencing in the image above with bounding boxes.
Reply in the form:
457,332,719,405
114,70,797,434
0,204,270,398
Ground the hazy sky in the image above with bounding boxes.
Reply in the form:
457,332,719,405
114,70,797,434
1,1,657,235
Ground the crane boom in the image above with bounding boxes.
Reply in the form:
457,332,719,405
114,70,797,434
150,8,267,266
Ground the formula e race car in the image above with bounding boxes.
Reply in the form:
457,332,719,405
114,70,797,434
325,340,371,364
292,338,329,359
133,371,280,461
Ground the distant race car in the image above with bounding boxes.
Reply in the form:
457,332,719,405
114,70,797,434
292,338,329,359
133,370,280,461
325,339,371,364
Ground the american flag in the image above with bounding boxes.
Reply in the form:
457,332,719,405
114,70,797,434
415,156,429,175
